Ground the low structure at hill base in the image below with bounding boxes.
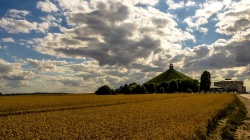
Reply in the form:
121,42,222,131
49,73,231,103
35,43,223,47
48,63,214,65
213,79,246,93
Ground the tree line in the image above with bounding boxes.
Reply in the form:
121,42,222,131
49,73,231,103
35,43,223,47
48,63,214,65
95,70,211,95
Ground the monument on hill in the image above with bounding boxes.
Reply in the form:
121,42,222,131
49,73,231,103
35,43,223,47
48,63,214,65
145,63,193,84
169,63,174,70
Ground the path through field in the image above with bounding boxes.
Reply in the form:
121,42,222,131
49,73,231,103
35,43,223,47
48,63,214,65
236,94,250,139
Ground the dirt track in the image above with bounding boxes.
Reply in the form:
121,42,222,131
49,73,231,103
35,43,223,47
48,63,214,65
235,94,250,140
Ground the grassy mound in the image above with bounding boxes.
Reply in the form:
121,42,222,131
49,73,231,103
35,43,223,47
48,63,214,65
146,68,193,84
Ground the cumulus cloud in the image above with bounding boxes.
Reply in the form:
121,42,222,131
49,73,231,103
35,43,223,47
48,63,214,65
57,0,91,13
0,59,15,75
195,2,224,19
7,9,30,19
0,59,35,89
186,1,196,7
37,0,58,13
0,9,38,34
0,17,37,34
184,1,224,33
0,45,8,49
60,77,84,87
179,35,250,72
166,0,185,10
27,58,68,72
1,38,15,43
216,0,250,35
184,17,208,32
2,71,34,80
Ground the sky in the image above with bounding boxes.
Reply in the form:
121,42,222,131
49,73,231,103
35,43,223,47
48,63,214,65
0,0,250,94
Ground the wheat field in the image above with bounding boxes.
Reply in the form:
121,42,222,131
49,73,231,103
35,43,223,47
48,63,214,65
0,94,235,139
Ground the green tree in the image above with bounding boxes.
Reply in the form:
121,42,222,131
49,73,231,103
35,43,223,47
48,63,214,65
125,87,133,94
122,84,128,93
140,85,147,94
168,80,178,93
134,85,141,94
129,82,137,87
187,88,192,93
110,89,117,95
200,71,211,92
159,81,168,90
155,84,160,93
95,85,112,95
148,83,156,93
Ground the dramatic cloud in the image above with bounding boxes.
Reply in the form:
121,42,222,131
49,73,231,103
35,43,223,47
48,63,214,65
35,1,194,66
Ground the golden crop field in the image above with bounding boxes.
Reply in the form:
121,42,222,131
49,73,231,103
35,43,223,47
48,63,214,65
0,94,235,139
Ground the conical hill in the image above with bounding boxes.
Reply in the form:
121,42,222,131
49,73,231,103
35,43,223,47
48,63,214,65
145,64,193,84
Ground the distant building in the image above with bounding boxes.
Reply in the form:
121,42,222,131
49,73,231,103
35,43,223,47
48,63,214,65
214,79,246,93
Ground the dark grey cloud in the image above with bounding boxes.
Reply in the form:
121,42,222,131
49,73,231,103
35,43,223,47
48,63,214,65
1,71,34,80
151,18,169,28
193,46,209,58
230,40,250,64
0,62,13,74
61,79,82,87
5,81,30,88
3,75,27,80
182,38,250,71
0,59,21,75
55,35,160,66
132,63,165,72
224,18,250,34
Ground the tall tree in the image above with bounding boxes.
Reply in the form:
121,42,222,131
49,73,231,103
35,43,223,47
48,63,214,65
148,83,156,93
140,85,147,94
168,80,178,93
200,71,211,92
134,85,141,94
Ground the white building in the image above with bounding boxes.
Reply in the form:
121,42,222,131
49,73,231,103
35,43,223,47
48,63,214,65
214,79,246,93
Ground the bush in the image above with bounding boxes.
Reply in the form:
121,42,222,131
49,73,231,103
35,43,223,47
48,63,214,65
159,87,165,93
187,88,192,93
